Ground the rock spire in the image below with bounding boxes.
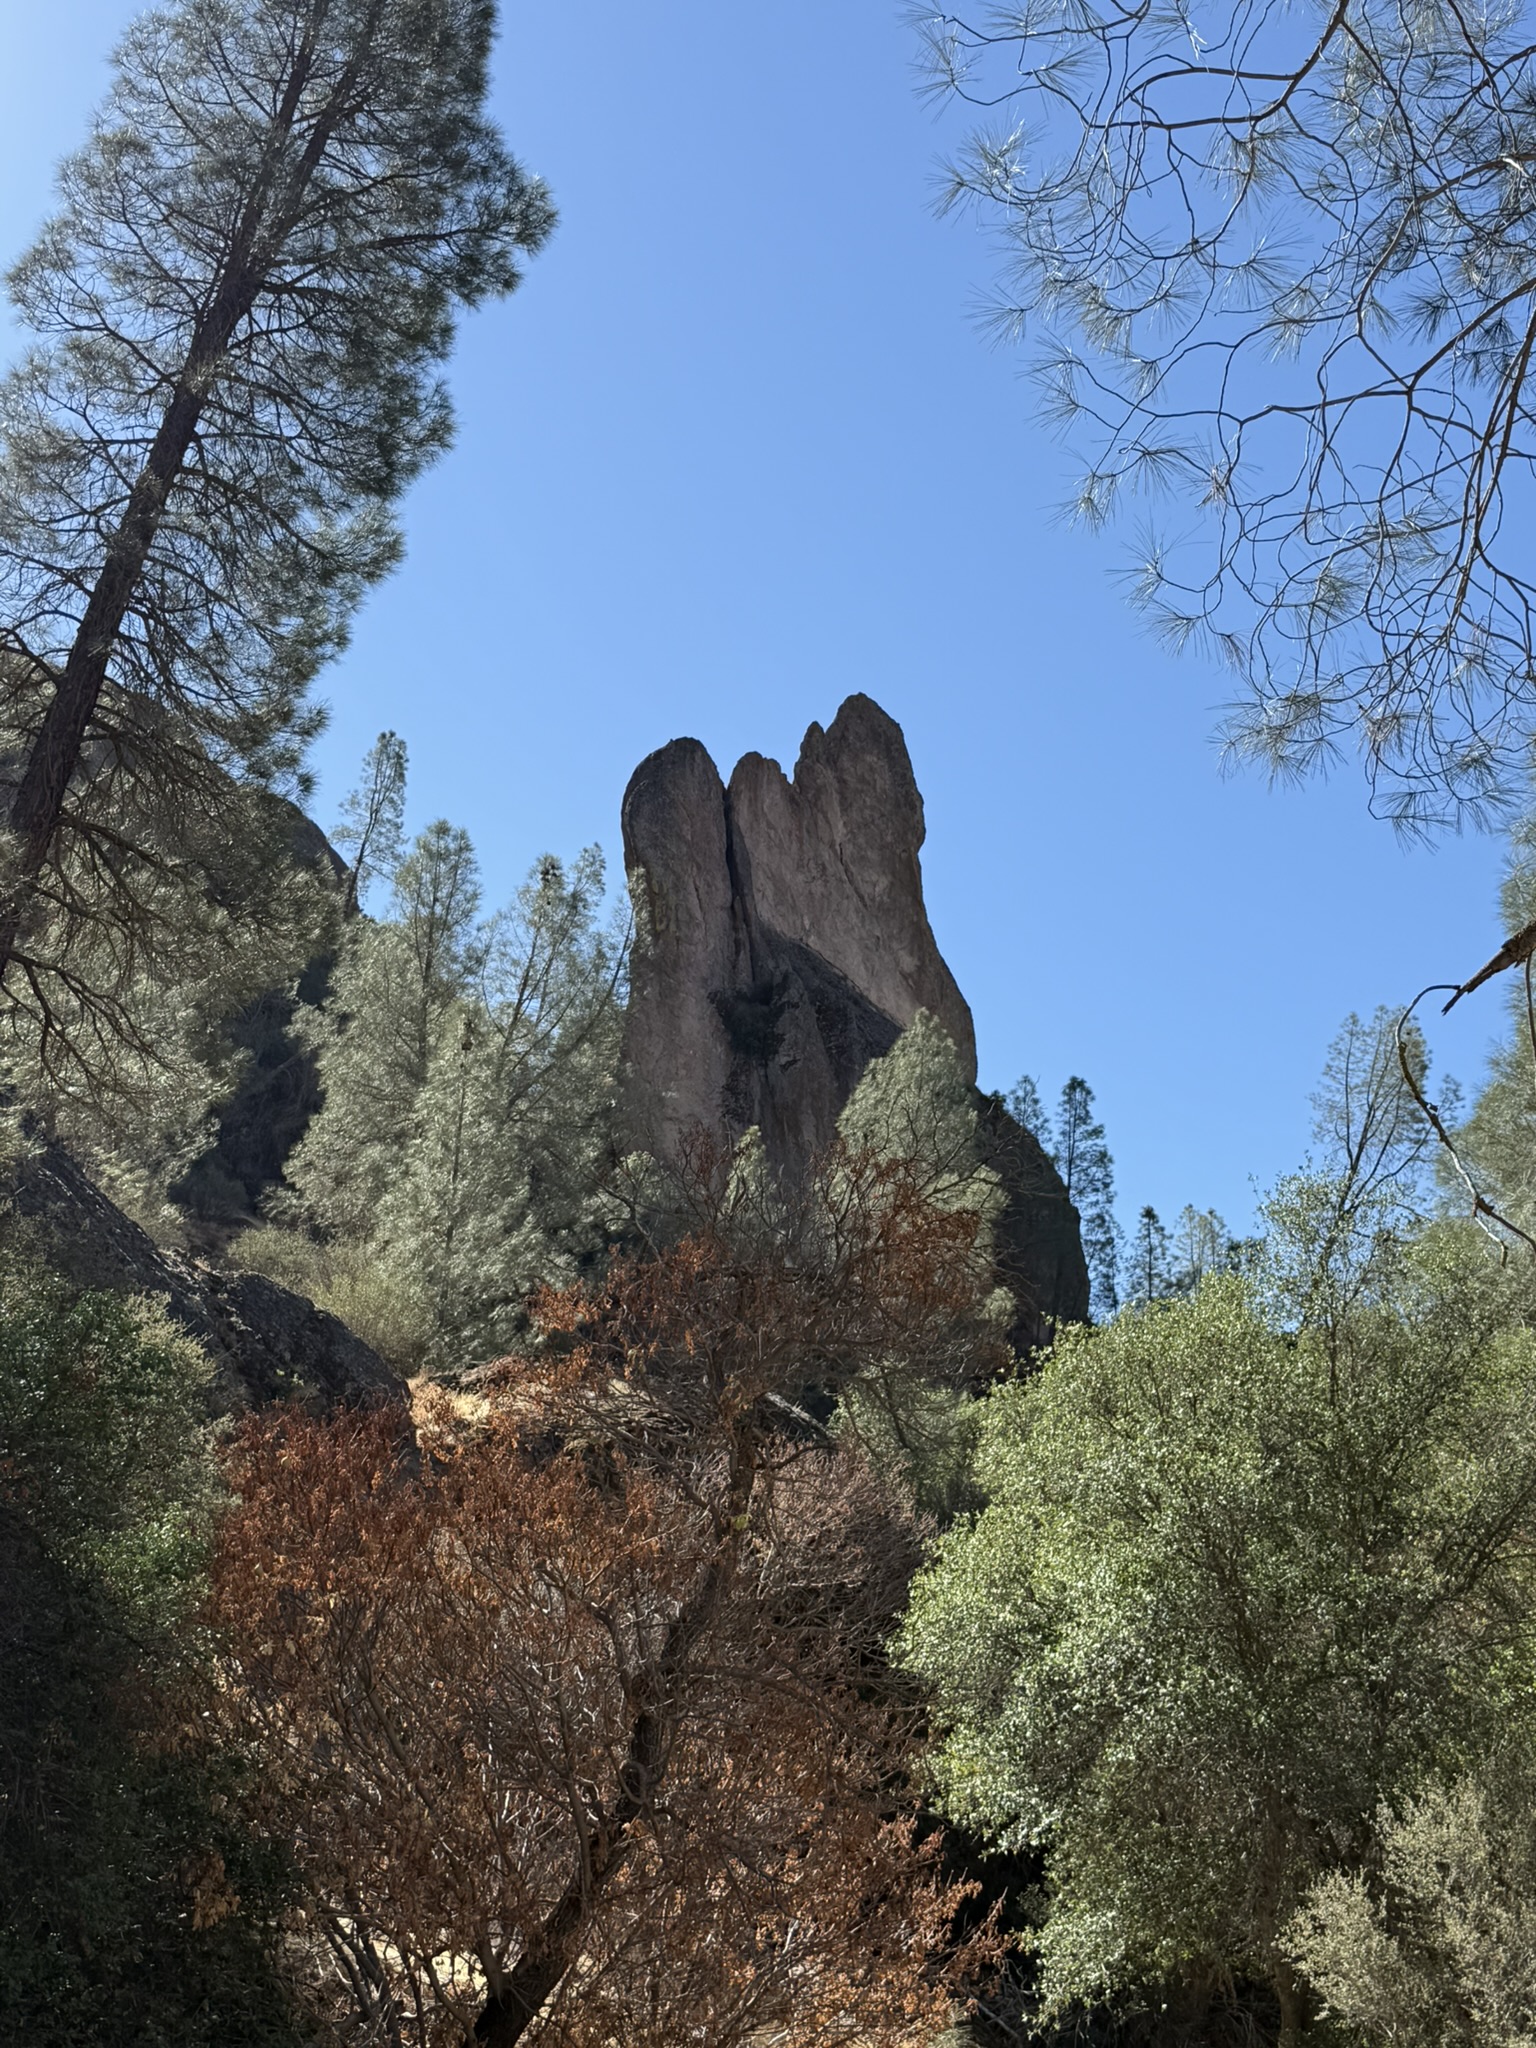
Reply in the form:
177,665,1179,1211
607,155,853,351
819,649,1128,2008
619,694,1089,1338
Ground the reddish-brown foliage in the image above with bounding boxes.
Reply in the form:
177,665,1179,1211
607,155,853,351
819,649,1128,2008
206,1147,1001,2046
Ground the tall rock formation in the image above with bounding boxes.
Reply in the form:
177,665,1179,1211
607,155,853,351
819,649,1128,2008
620,695,1088,1339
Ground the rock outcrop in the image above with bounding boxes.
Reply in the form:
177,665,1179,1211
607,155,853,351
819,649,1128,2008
10,1133,402,1415
620,695,1089,1338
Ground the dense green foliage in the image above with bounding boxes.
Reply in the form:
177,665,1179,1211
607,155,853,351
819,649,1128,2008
0,0,552,1100
899,1195,1536,2035
246,803,628,1370
1290,1751,1536,2046
840,1008,998,1219
0,1233,302,2046
832,1012,1003,1518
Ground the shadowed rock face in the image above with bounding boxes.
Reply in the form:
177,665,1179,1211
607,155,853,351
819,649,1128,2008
11,1132,403,1416
619,695,1089,1340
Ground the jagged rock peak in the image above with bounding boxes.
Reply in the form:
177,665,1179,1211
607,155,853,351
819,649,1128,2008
620,694,975,1169
620,696,1089,1341
726,695,977,1078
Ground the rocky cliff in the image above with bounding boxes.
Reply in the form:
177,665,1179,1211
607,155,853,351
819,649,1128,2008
620,695,1088,1338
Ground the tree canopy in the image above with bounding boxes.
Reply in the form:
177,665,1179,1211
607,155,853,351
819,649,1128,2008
898,1190,1536,2038
0,0,551,1076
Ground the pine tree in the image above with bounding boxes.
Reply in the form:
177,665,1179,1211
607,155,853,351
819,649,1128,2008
1005,1075,1047,1148
371,847,627,1368
1169,1205,1230,1296
1052,1078,1119,1319
834,1012,1004,1512
1008,1073,1120,1318
273,829,627,1370
1127,1205,1174,1305
0,772,339,1224
284,818,482,1244
0,0,552,1074
838,1010,998,1219
332,731,407,915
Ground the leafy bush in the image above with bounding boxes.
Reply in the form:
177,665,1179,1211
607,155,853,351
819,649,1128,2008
1289,1756,1536,2046
0,1237,304,2046
231,1220,431,1372
898,1194,1536,2038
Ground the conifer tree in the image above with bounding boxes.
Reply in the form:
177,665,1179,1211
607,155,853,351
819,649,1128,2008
0,769,339,1223
1053,1077,1120,1318
917,0,1536,833
1169,1205,1230,1296
1005,1075,1047,1150
370,847,626,1367
1009,1073,1120,1318
275,824,627,1370
1127,1204,1174,1305
332,731,407,915
284,818,482,1244
834,1012,1003,1511
0,0,552,1074
838,1009,998,1219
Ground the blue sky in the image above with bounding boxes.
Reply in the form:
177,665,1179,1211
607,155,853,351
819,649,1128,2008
0,1,1517,1235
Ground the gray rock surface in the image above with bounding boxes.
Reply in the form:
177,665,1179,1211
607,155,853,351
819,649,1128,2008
725,696,977,1075
622,696,975,1166
622,737,741,1168
10,1132,403,1415
619,695,1088,1339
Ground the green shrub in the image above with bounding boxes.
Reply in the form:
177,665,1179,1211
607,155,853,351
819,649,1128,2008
898,1194,1536,2039
1289,1756,1536,2046
231,1219,431,1372
0,1238,305,2046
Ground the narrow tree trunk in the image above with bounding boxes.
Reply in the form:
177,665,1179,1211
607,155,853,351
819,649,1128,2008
4,379,211,891
472,1677,666,2045
1274,1956,1305,2047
